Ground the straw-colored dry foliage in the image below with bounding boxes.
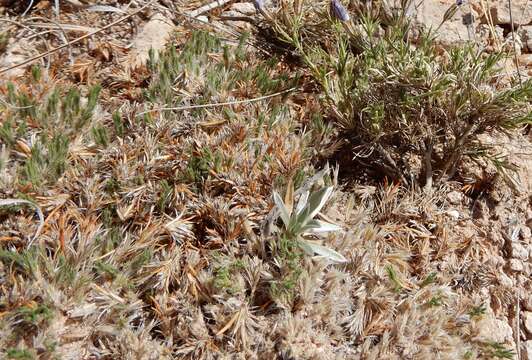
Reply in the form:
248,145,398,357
0,1,530,359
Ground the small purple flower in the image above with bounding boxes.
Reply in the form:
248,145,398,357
456,0,464,5
253,0,265,12
330,0,350,22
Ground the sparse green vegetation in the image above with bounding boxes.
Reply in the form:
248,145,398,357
1,1,530,358
16,303,53,325
469,304,487,318
268,3,531,187
6,349,34,360
483,342,515,359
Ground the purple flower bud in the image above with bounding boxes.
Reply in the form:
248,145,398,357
330,0,350,22
253,0,265,12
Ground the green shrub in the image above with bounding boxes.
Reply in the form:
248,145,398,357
266,1,531,187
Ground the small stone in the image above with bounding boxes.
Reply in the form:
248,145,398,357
220,11,254,30
498,272,514,287
511,242,529,261
487,254,506,268
414,1,474,46
509,259,524,272
473,316,514,343
230,2,256,15
446,191,463,205
126,13,175,70
524,293,532,311
521,54,532,68
524,312,532,335
503,32,523,56
521,225,532,240
477,24,505,49
489,0,532,26
456,314,471,325
446,209,460,220
472,200,489,221
524,340,532,360
521,26,532,52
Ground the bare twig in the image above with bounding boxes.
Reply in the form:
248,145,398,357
218,15,255,23
26,21,97,33
138,87,297,116
21,0,34,17
28,16,74,65
0,0,155,75
516,288,521,360
508,0,523,86
0,18,53,70
437,122,477,183
0,96,35,109
376,143,409,185
423,139,433,193
188,0,232,18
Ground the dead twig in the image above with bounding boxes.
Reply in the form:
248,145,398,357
188,0,232,18
138,87,297,116
28,16,74,65
508,0,523,86
54,0,60,16
21,0,34,17
0,0,155,75
423,139,433,193
516,288,521,360
0,18,54,70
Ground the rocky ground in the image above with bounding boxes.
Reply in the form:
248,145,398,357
1,0,532,359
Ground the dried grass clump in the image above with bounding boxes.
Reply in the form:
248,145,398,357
261,0,531,188
0,29,521,359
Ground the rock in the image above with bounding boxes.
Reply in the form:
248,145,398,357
472,316,514,344
503,32,523,56
477,24,505,50
524,312,532,334
447,209,460,220
472,200,489,221
524,293,532,311
446,191,463,205
511,241,530,260
0,37,32,78
414,1,477,46
457,220,478,239
521,225,532,240
220,10,253,30
489,0,532,26
498,272,514,287
509,259,524,272
524,340,532,360
487,254,506,268
56,341,89,360
526,264,532,277
126,13,175,70
230,2,256,15
521,26,532,53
